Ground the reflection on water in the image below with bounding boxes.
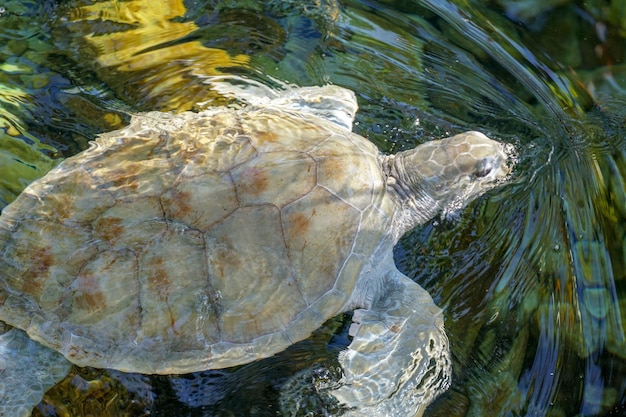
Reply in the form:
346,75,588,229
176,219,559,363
1,0,625,416
60,0,250,111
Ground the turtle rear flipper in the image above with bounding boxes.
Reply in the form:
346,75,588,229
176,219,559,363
0,328,71,417
332,269,451,416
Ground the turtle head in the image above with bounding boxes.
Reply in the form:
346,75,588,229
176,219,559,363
387,131,515,234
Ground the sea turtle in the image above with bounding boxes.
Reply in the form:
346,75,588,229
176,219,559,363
0,84,514,416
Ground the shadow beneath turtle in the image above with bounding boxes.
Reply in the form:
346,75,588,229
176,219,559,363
155,313,351,417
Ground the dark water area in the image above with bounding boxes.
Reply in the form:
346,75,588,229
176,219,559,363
1,0,626,416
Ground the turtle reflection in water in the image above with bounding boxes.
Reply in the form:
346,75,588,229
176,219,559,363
0,85,515,416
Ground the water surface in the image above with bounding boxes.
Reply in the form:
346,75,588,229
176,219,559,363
1,0,625,416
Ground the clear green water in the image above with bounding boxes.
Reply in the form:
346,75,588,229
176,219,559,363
1,0,625,416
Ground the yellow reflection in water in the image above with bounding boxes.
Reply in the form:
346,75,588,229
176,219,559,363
0,83,56,206
67,0,250,111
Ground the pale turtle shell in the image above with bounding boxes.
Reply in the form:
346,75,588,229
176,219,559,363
0,106,393,373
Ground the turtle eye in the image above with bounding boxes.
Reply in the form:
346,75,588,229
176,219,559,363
475,158,494,178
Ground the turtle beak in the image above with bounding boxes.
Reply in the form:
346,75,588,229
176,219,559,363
501,143,517,178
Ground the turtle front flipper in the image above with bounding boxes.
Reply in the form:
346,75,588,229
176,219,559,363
332,270,451,416
0,327,71,417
